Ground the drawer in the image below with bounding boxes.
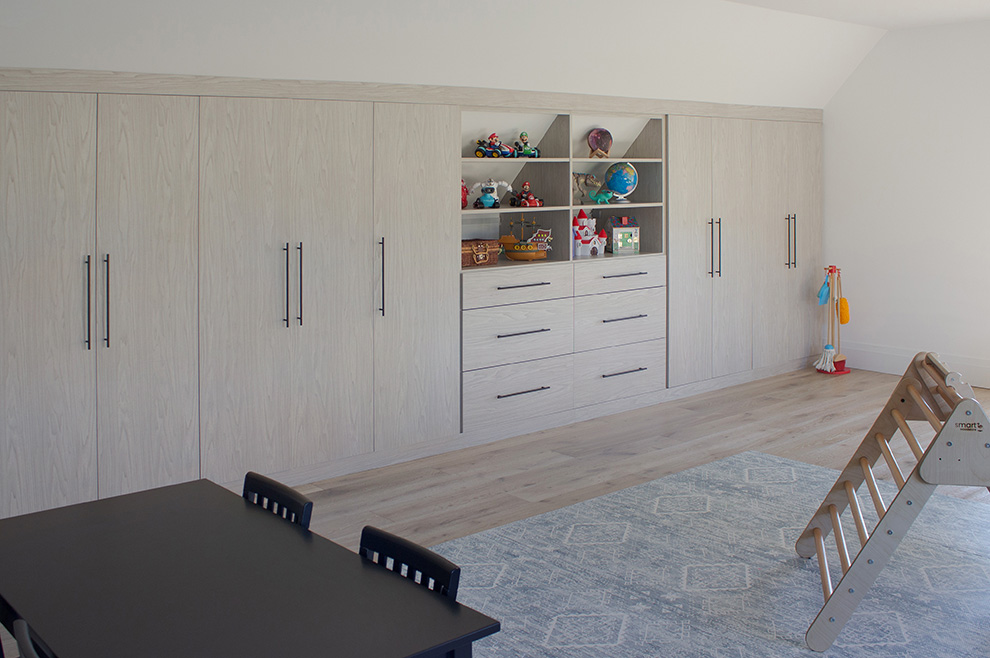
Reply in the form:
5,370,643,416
574,339,666,407
462,262,573,309
574,288,666,348
463,298,574,371
462,355,573,432
574,254,666,296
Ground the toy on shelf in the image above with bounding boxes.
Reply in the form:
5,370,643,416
474,133,516,158
509,181,544,207
572,172,601,205
602,162,638,203
461,179,469,209
470,178,513,209
572,210,607,257
514,132,540,158
588,128,612,158
603,216,640,254
813,265,851,374
500,216,552,261
589,187,613,205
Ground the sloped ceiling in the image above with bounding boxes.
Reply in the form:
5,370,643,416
0,0,887,108
725,0,990,30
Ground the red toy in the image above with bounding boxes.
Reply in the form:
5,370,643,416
461,179,469,209
509,181,544,207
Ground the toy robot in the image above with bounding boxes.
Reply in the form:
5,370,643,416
470,178,513,209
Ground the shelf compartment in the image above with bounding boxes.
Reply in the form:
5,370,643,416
462,111,569,160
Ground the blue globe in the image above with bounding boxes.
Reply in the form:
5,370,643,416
604,162,638,199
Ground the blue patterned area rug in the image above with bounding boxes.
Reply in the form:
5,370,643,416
433,451,990,657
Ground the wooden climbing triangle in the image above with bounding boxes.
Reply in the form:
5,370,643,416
796,352,990,651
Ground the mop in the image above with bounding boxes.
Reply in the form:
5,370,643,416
814,267,836,372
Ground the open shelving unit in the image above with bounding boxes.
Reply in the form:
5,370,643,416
461,109,665,267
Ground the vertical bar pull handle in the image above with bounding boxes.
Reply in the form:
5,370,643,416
707,219,714,278
716,218,722,277
283,243,290,328
85,256,92,350
792,213,798,267
103,254,110,348
785,215,792,268
378,237,386,317
297,242,303,326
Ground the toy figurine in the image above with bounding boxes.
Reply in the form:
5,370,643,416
461,179,469,209
589,187,613,204
514,132,540,158
509,181,544,207
572,173,601,205
470,178,513,209
474,133,516,158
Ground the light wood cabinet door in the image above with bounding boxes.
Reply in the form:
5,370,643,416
200,97,374,483
667,115,714,387
95,94,200,497
791,121,824,361
711,118,754,378
0,92,97,517
373,103,460,450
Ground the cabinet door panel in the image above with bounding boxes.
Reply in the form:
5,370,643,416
96,94,200,497
0,92,97,516
667,115,714,386
200,97,293,482
790,121,824,361
373,103,460,450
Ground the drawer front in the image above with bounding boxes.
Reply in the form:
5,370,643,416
574,254,666,296
574,287,666,348
462,262,573,309
463,298,574,371
462,355,573,432
574,339,666,407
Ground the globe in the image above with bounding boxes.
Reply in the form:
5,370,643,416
604,162,638,203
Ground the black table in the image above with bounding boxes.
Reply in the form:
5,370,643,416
0,480,499,657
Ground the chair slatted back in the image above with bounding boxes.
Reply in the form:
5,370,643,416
359,525,460,600
242,471,313,530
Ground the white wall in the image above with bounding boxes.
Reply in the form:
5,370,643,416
824,20,990,386
0,0,882,109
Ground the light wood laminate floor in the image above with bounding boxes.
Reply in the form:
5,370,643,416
302,367,990,552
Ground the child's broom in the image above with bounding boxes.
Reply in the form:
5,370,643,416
814,267,836,372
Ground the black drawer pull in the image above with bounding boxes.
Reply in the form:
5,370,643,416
497,281,551,290
497,328,551,339
497,386,550,399
602,367,648,379
602,271,648,279
602,314,648,324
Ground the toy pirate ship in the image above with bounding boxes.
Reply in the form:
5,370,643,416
499,216,553,261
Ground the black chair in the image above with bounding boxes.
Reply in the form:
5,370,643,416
242,471,313,529
12,619,52,658
359,525,460,600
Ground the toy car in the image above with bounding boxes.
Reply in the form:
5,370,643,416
474,133,516,158
510,192,544,208
514,132,540,158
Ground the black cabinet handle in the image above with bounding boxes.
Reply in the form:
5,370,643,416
496,281,551,291
784,215,791,269
716,218,722,277
602,367,648,379
283,243,290,327
602,314,648,324
497,328,551,339
297,242,303,326
792,213,798,268
497,386,550,400
602,271,648,279
85,256,92,350
103,254,110,347
378,237,386,317
707,219,714,278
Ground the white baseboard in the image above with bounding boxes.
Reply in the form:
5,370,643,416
841,341,990,389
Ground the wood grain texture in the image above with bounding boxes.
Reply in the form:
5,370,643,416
462,260,573,309
573,338,666,406
462,297,574,371
573,254,666,295
0,91,97,517
573,287,666,347
0,68,823,123
462,355,574,432
666,115,714,386
95,93,200,497
373,103,461,451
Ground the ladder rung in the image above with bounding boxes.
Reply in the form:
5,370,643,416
890,408,925,460
922,360,964,408
844,480,869,545
860,457,887,516
875,432,906,488
907,384,944,432
813,527,832,600
828,504,851,573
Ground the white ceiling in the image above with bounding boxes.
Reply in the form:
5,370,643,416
725,0,990,30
